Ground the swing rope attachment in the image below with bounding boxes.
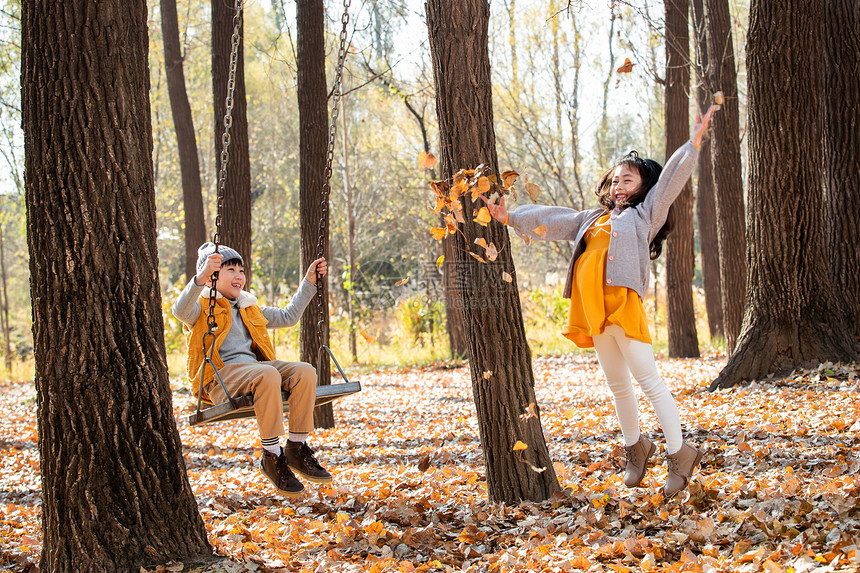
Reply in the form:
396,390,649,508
198,0,244,414
314,0,352,356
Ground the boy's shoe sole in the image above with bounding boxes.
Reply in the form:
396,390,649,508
262,472,305,498
288,465,333,484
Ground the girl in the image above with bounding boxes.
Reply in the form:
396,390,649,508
484,106,716,497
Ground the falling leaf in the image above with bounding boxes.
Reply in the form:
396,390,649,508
476,176,491,193
483,370,493,379
474,237,488,249
430,227,447,241
394,277,409,287
512,440,528,451
502,271,513,283
469,252,487,263
473,207,492,226
501,170,519,189
616,57,634,73
359,330,376,344
485,243,498,261
436,255,445,268
533,225,547,238
525,182,541,201
528,463,547,473
519,402,538,421
418,151,438,170
522,234,534,246
714,91,725,105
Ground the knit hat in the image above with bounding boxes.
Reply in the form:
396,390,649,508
196,242,243,275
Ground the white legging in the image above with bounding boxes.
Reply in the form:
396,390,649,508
591,324,683,453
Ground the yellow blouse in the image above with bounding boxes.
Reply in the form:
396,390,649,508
562,213,652,348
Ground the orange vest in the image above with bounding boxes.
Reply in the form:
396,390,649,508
185,296,276,401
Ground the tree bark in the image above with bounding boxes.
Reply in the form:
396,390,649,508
426,0,559,503
711,0,857,389
341,100,358,363
212,0,253,284
664,0,699,358
0,203,11,374
691,0,724,342
297,0,334,428
161,0,207,282
823,0,860,341
703,0,745,353
21,1,211,570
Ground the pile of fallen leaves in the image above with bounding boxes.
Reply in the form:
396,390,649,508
2,354,859,572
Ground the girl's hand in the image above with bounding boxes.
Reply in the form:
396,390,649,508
479,195,508,224
304,257,328,285
692,105,717,148
195,253,223,286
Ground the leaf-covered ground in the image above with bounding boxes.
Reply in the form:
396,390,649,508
2,353,859,572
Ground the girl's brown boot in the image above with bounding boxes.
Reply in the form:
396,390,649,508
623,435,656,487
664,442,703,497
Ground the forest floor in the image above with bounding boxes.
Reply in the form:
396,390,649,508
1,353,859,572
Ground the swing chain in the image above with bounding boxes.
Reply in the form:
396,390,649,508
206,0,244,336
315,0,352,352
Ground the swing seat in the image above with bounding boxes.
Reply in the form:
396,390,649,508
188,381,362,426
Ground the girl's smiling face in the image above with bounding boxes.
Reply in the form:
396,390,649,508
610,164,643,206
214,262,246,299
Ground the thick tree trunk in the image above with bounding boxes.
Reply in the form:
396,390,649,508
664,0,699,358
212,0,252,283
297,0,334,428
703,0,745,353
823,0,860,341
161,0,207,282
711,0,857,389
426,0,559,503
691,0,724,342
21,2,211,570
442,240,469,359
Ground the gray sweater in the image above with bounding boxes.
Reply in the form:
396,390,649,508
508,141,699,300
171,279,317,365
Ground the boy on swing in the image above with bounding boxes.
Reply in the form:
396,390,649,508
172,242,331,498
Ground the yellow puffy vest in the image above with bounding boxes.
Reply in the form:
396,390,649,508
185,296,276,401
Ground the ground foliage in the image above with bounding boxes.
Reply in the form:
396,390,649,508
1,354,859,572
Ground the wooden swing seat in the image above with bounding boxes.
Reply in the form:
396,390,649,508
188,381,362,426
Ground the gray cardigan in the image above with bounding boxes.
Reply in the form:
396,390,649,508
508,141,699,300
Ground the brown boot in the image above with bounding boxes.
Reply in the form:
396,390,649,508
664,442,703,497
623,435,656,487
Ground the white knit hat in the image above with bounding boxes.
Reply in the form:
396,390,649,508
196,242,243,274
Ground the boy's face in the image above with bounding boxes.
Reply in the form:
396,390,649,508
213,262,245,299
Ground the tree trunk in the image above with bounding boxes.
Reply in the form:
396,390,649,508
703,0,745,353
161,0,207,282
0,202,11,374
426,0,559,503
710,0,857,389
597,7,617,167
664,0,699,358
823,0,860,341
691,0,724,342
212,0,252,283
341,100,358,363
21,2,211,570
297,0,334,428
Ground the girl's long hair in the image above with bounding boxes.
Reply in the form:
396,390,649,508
595,151,672,259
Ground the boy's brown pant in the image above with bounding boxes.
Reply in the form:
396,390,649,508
206,360,316,440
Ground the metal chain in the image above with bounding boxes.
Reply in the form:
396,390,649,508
315,0,352,352
205,0,244,350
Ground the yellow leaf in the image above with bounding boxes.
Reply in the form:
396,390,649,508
525,182,541,201
359,330,376,344
451,180,469,199
522,234,534,246
430,227,447,241
394,277,409,287
483,370,492,379
474,237,488,248
528,463,547,473
474,207,492,226
502,271,513,283
519,402,537,421
501,170,519,189
616,57,634,73
418,151,438,170
513,440,528,451
469,252,487,263
476,176,491,193
485,243,498,261
570,556,591,568
533,225,547,237
713,91,725,105
436,255,445,268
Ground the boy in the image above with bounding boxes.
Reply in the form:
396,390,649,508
172,242,330,498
